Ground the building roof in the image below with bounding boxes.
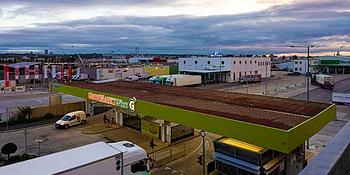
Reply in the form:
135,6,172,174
8,62,38,68
181,69,230,73
0,142,121,175
65,81,329,130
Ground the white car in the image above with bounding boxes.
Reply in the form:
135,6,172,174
55,111,87,129
125,76,140,81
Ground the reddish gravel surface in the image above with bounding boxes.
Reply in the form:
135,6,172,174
66,81,331,130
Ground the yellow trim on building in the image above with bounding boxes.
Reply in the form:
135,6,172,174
219,137,267,154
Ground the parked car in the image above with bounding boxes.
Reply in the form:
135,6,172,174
287,72,301,76
55,111,87,129
125,76,140,81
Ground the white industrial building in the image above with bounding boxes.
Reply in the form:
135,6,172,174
178,57,271,83
292,59,319,74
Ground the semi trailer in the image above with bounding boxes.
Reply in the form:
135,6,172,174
311,74,334,90
0,141,149,175
165,74,202,86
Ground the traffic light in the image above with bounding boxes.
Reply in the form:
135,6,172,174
197,155,203,165
115,155,122,171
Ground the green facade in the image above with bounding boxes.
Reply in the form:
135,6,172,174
52,83,336,153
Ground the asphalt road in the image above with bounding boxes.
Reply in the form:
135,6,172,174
292,77,350,102
0,123,104,157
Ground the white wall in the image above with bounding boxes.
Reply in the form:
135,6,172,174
293,59,318,74
179,57,271,82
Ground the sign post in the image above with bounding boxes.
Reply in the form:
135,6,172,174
200,130,206,175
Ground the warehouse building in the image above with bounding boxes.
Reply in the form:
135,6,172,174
178,56,271,83
317,56,350,74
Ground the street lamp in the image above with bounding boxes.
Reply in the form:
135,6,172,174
289,45,316,150
289,45,316,102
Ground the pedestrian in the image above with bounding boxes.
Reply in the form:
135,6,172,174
103,115,107,124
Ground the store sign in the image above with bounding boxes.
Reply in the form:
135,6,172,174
88,92,136,111
332,92,350,106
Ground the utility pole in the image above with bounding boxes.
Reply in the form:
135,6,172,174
200,130,206,175
290,45,316,149
24,129,28,153
265,59,268,96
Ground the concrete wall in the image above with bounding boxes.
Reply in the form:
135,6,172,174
31,102,85,118
299,121,350,175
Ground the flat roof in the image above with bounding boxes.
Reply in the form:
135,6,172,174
0,142,120,175
181,70,231,73
65,81,329,130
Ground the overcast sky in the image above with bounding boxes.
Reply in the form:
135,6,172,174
0,0,349,55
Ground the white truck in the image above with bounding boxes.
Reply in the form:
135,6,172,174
72,73,88,81
0,141,149,175
165,74,202,86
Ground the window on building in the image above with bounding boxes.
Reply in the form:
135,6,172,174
295,68,298,71
183,61,186,64
245,61,247,64
295,61,298,64
207,61,210,64
300,61,302,64
239,61,242,64
255,61,257,64
233,61,236,64
221,61,225,64
195,61,198,64
250,61,252,64
299,68,302,71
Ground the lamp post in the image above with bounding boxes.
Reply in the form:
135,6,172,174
290,45,316,102
290,45,316,149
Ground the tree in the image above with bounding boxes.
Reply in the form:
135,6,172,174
17,105,33,121
1,143,17,160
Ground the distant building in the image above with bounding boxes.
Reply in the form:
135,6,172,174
44,49,49,55
317,56,350,74
292,58,318,74
178,56,271,83
291,56,350,74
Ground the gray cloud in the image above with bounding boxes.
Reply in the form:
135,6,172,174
0,0,350,54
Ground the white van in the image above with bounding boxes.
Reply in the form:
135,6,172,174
55,111,87,129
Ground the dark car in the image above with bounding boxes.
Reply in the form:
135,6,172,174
287,72,301,76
